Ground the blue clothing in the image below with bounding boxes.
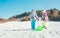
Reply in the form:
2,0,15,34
31,20,36,30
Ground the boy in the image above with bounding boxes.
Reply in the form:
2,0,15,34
29,10,39,30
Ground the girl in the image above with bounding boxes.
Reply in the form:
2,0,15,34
41,10,48,29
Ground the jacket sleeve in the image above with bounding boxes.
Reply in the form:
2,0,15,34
35,13,39,21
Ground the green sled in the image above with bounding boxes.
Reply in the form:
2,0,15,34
35,25,45,31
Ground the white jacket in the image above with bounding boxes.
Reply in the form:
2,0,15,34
29,11,39,20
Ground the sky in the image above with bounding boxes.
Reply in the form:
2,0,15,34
0,0,60,19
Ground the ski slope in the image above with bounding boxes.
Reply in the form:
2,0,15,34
0,21,60,38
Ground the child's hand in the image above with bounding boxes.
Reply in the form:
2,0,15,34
37,18,39,21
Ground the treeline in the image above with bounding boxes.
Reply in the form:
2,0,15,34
11,12,30,19
9,8,60,21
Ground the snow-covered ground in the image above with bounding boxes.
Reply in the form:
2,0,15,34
0,21,60,38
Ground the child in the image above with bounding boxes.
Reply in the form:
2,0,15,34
41,10,48,29
29,10,39,30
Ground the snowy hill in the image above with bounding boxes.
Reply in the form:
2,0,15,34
0,21,60,38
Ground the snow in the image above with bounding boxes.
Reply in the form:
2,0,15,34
0,21,60,38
